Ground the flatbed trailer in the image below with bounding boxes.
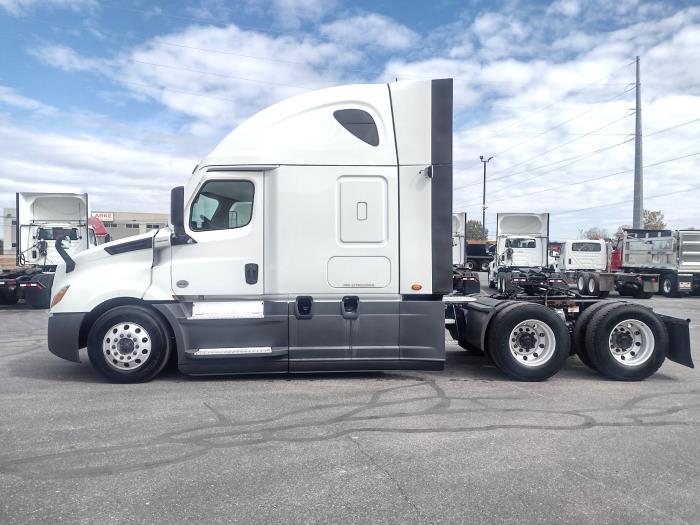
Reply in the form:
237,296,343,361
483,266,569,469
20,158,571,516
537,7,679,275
45,78,693,383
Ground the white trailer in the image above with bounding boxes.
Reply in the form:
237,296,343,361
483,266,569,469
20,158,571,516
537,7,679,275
0,192,94,307
45,79,693,382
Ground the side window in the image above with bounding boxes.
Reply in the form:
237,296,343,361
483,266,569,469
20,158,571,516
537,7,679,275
190,180,255,231
333,109,379,147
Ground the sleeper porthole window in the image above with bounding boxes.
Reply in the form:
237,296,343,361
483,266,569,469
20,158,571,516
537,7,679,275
190,180,255,231
333,109,380,146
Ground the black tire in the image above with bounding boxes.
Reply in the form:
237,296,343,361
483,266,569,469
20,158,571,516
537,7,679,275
486,303,570,381
633,289,653,299
660,274,678,297
585,304,668,380
576,273,588,294
572,302,624,372
0,287,19,305
586,274,600,297
480,260,490,272
87,305,172,383
465,260,476,271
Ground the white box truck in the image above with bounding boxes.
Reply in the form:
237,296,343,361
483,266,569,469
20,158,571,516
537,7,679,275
46,79,693,382
558,239,610,297
0,192,95,307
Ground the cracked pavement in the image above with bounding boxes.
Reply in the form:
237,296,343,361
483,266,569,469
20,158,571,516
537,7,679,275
1,287,699,524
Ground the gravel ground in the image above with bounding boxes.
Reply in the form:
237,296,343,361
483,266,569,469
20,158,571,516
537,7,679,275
1,278,698,524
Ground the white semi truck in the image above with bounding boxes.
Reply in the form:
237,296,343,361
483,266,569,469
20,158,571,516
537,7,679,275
558,239,610,297
0,192,95,307
46,79,693,383
487,212,566,292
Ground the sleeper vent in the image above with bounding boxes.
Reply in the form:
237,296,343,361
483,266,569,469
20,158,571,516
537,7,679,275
333,109,379,147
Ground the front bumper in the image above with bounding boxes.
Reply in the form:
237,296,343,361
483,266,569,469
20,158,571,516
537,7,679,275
48,312,86,363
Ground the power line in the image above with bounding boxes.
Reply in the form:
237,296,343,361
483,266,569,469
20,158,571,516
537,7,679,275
551,182,700,216
490,86,635,158
478,112,632,178
455,137,633,192
457,151,700,207
460,115,700,200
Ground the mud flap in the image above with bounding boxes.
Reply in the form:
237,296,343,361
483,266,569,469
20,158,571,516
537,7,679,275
659,314,694,368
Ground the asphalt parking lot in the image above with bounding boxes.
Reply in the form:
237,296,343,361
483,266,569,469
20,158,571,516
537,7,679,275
1,275,699,524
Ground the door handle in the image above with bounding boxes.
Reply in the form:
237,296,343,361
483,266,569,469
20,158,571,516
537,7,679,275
295,296,313,320
341,296,359,320
245,263,258,285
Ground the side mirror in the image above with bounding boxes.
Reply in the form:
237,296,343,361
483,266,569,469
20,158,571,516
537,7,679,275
171,186,193,244
171,186,186,238
104,234,112,243
500,254,505,262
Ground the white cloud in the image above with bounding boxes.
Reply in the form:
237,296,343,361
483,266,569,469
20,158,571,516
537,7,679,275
0,86,56,114
0,122,194,213
0,0,95,16
319,13,419,51
243,0,337,29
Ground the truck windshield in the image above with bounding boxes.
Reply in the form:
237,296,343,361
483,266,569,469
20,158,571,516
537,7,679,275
37,227,79,240
572,242,602,252
505,238,536,248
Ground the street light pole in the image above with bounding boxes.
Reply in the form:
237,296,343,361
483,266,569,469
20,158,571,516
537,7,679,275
480,155,493,238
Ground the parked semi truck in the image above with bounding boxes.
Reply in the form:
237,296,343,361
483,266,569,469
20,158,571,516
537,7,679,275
46,78,693,383
487,213,566,292
465,241,493,272
0,192,95,307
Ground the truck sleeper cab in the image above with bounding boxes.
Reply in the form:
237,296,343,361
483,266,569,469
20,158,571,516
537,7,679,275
47,79,454,382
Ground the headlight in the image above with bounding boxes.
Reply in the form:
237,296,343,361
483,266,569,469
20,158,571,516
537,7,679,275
50,285,70,308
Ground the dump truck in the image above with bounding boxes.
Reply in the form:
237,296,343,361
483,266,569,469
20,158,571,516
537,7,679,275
46,78,693,383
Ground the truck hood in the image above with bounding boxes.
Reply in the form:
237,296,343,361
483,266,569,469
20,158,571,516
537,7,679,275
50,230,165,313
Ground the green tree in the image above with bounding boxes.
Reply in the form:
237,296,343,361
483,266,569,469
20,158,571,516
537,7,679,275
466,220,488,240
584,227,609,240
643,209,666,229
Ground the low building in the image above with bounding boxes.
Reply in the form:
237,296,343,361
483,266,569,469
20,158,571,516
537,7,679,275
92,211,169,242
2,208,169,254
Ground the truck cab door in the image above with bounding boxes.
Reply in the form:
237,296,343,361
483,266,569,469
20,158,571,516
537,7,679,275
171,174,263,297
169,172,287,374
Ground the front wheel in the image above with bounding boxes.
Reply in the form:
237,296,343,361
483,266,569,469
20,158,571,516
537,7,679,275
465,260,475,271
486,303,570,381
87,305,172,383
480,260,491,272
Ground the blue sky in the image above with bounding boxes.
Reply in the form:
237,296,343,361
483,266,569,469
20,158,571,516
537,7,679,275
1,0,699,239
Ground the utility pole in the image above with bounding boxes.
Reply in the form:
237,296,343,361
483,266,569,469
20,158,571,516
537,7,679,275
632,56,643,228
480,155,493,238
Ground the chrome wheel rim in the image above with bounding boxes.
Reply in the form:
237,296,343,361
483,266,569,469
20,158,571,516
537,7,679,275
508,319,556,367
588,278,596,294
663,279,671,294
103,322,152,371
578,275,585,292
466,261,474,270
608,319,654,366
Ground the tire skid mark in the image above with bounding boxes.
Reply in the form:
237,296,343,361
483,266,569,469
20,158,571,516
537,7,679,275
0,385,698,480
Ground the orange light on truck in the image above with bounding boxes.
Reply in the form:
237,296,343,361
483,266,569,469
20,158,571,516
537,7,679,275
411,283,422,291
50,286,70,308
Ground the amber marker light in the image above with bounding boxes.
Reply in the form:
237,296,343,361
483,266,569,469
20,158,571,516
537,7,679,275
50,286,70,308
411,284,422,291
